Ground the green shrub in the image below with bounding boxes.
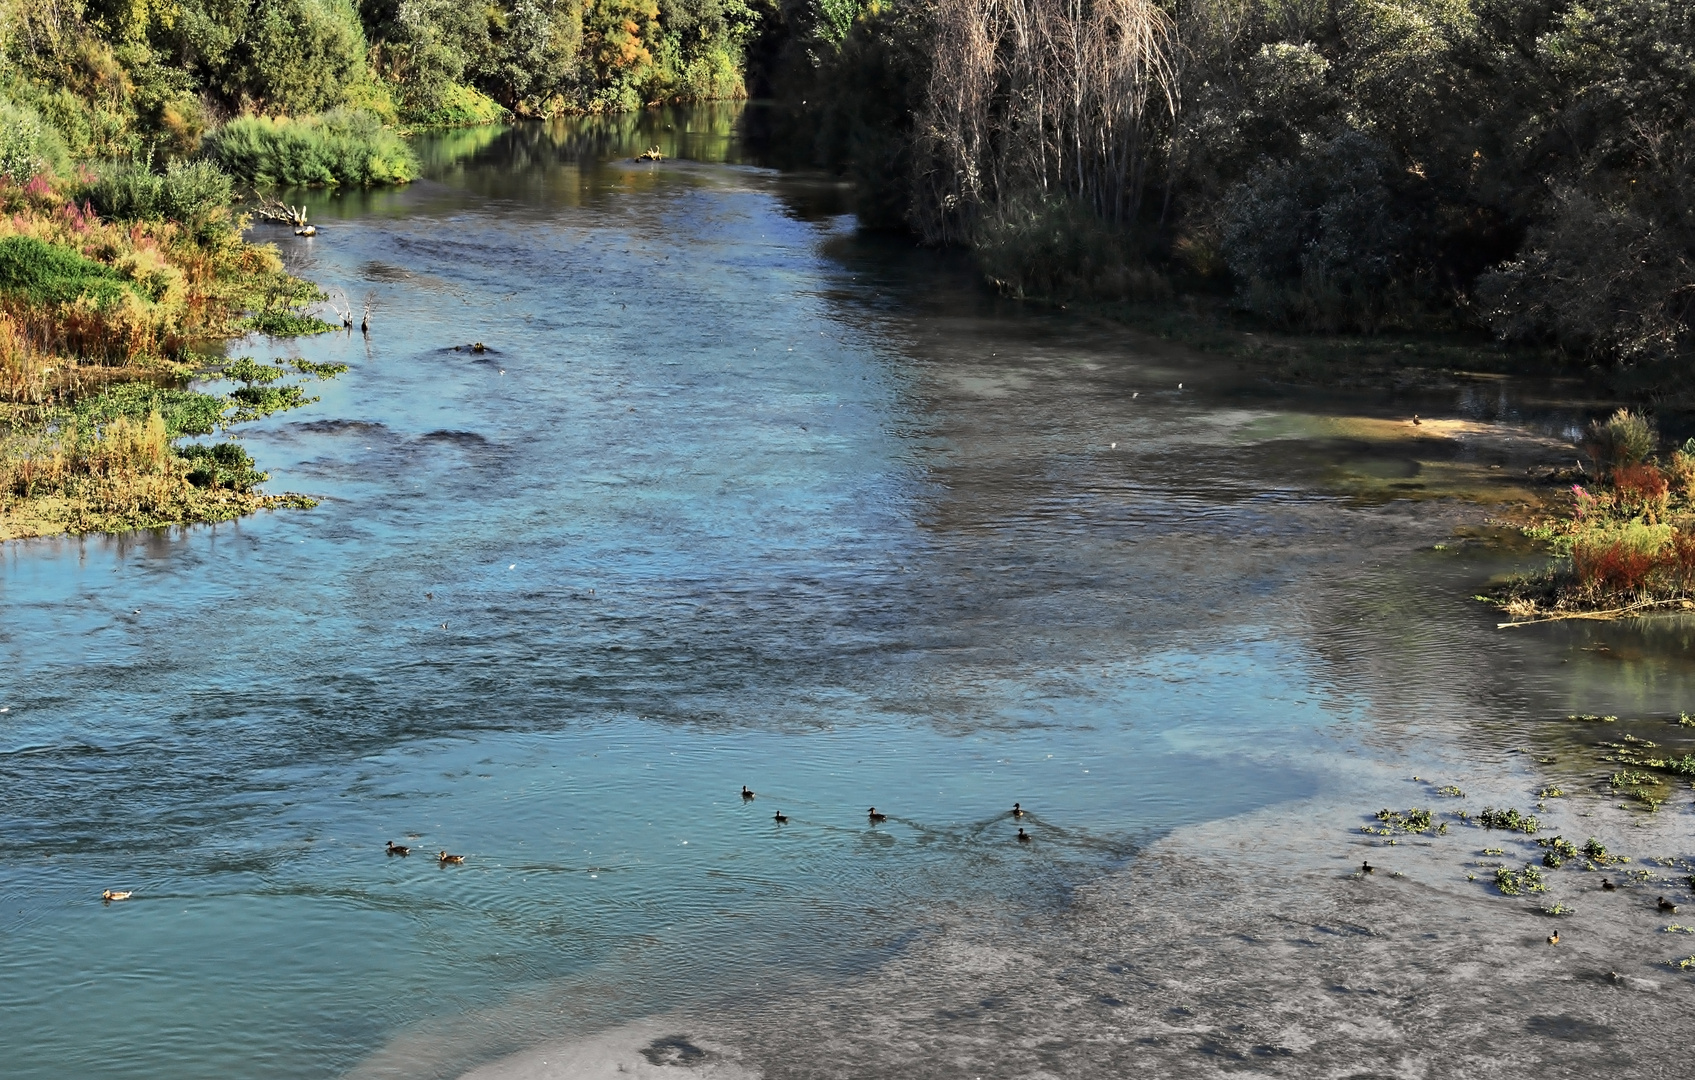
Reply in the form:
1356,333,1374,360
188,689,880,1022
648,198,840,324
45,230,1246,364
86,158,235,228
244,309,337,336
0,97,71,183
204,109,418,187
1582,409,1657,474
0,236,135,308
973,196,1169,304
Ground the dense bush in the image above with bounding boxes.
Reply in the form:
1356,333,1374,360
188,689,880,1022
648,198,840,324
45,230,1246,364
205,110,419,186
0,98,71,183
85,159,235,228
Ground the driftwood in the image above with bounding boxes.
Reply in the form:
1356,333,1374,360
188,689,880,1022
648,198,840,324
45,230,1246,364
1497,597,1695,628
636,146,663,162
251,193,309,227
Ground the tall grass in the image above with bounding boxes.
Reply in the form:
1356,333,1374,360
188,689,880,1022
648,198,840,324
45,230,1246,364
204,110,418,187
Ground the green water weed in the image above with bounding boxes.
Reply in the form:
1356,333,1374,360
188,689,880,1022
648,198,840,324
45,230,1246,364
1478,807,1541,833
1496,865,1547,896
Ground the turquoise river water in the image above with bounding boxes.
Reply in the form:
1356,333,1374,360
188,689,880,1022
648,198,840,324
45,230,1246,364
6,107,1695,1079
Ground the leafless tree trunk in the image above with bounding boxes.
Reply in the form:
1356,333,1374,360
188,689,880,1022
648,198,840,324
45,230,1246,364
912,0,1179,243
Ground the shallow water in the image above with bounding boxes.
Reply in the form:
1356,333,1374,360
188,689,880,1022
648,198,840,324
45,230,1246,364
5,106,1695,1079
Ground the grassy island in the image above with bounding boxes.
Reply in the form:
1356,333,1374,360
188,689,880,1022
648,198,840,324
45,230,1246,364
1488,411,1695,623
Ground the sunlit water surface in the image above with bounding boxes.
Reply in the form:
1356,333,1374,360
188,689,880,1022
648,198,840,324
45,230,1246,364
6,107,1695,1079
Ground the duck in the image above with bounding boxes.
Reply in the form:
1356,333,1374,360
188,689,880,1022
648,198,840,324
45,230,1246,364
773,811,789,824
741,786,755,800
1362,861,1374,875
101,889,132,902
1658,896,1679,914
438,851,465,865
1012,802,1026,818
386,841,411,856
867,807,887,824
1601,877,1616,891
1017,828,1030,843
1547,931,1559,945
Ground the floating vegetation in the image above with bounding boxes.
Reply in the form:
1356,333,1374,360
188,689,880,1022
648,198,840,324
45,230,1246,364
1478,806,1541,833
1496,864,1548,896
1436,785,1465,798
1377,807,1434,833
1537,786,1566,799
1680,713,1695,728
1542,902,1575,916
1669,955,1695,972
1538,835,1579,868
1663,925,1695,934
1571,714,1619,723
1482,847,1506,856
1582,837,1629,865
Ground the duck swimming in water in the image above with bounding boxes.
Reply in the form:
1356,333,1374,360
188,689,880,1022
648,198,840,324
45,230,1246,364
1659,896,1679,914
102,890,132,902
1547,931,1560,945
774,811,788,823
1601,878,1616,891
1012,802,1026,818
867,807,887,824
742,786,755,800
1361,861,1374,875
1017,828,1030,843
386,841,411,856
438,851,465,865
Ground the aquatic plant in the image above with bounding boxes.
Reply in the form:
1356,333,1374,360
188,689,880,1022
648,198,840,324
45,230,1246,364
1496,864,1547,896
1436,785,1465,798
1541,902,1575,916
1538,836,1578,868
246,309,336,336
1373,807,1434,834
1477,807,1541,833
177,441,266,490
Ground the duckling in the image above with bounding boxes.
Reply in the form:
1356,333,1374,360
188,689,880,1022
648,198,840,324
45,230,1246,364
774,811,788,824
1011,802,1026,818
741,786,755,800
867,807,887,824
1658,896,1679,914
438,851,465,865
1547,931,1560,945
1601,877,1616,891
101,889,132,902
1017,828,1030,843
1361,860,1374,875
386,841,411,856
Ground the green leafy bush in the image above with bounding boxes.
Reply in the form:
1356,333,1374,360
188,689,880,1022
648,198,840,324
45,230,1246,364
205,110,418,187
85,159,236,229
0,97,71,183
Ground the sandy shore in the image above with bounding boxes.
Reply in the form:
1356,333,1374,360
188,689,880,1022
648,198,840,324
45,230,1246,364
449,777,1694,1080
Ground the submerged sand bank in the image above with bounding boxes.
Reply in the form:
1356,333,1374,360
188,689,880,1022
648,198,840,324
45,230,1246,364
446,783,1693,1079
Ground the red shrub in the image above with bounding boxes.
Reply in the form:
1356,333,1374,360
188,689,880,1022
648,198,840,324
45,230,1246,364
1611,463,1671,521
1573,537,1661,594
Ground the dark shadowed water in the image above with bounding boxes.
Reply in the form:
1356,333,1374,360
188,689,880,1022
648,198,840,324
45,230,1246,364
6,106,1695,1079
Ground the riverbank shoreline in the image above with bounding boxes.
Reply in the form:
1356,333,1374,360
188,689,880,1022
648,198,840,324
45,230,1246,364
446,772,1695,1080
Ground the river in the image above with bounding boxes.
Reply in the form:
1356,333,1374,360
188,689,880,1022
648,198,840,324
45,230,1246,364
4,105,1695,1079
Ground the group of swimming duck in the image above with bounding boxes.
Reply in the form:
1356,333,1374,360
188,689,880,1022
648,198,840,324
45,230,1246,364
1360,860,1682,947
384,841,462,864
102,791,1037,901
744,786,1034,842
